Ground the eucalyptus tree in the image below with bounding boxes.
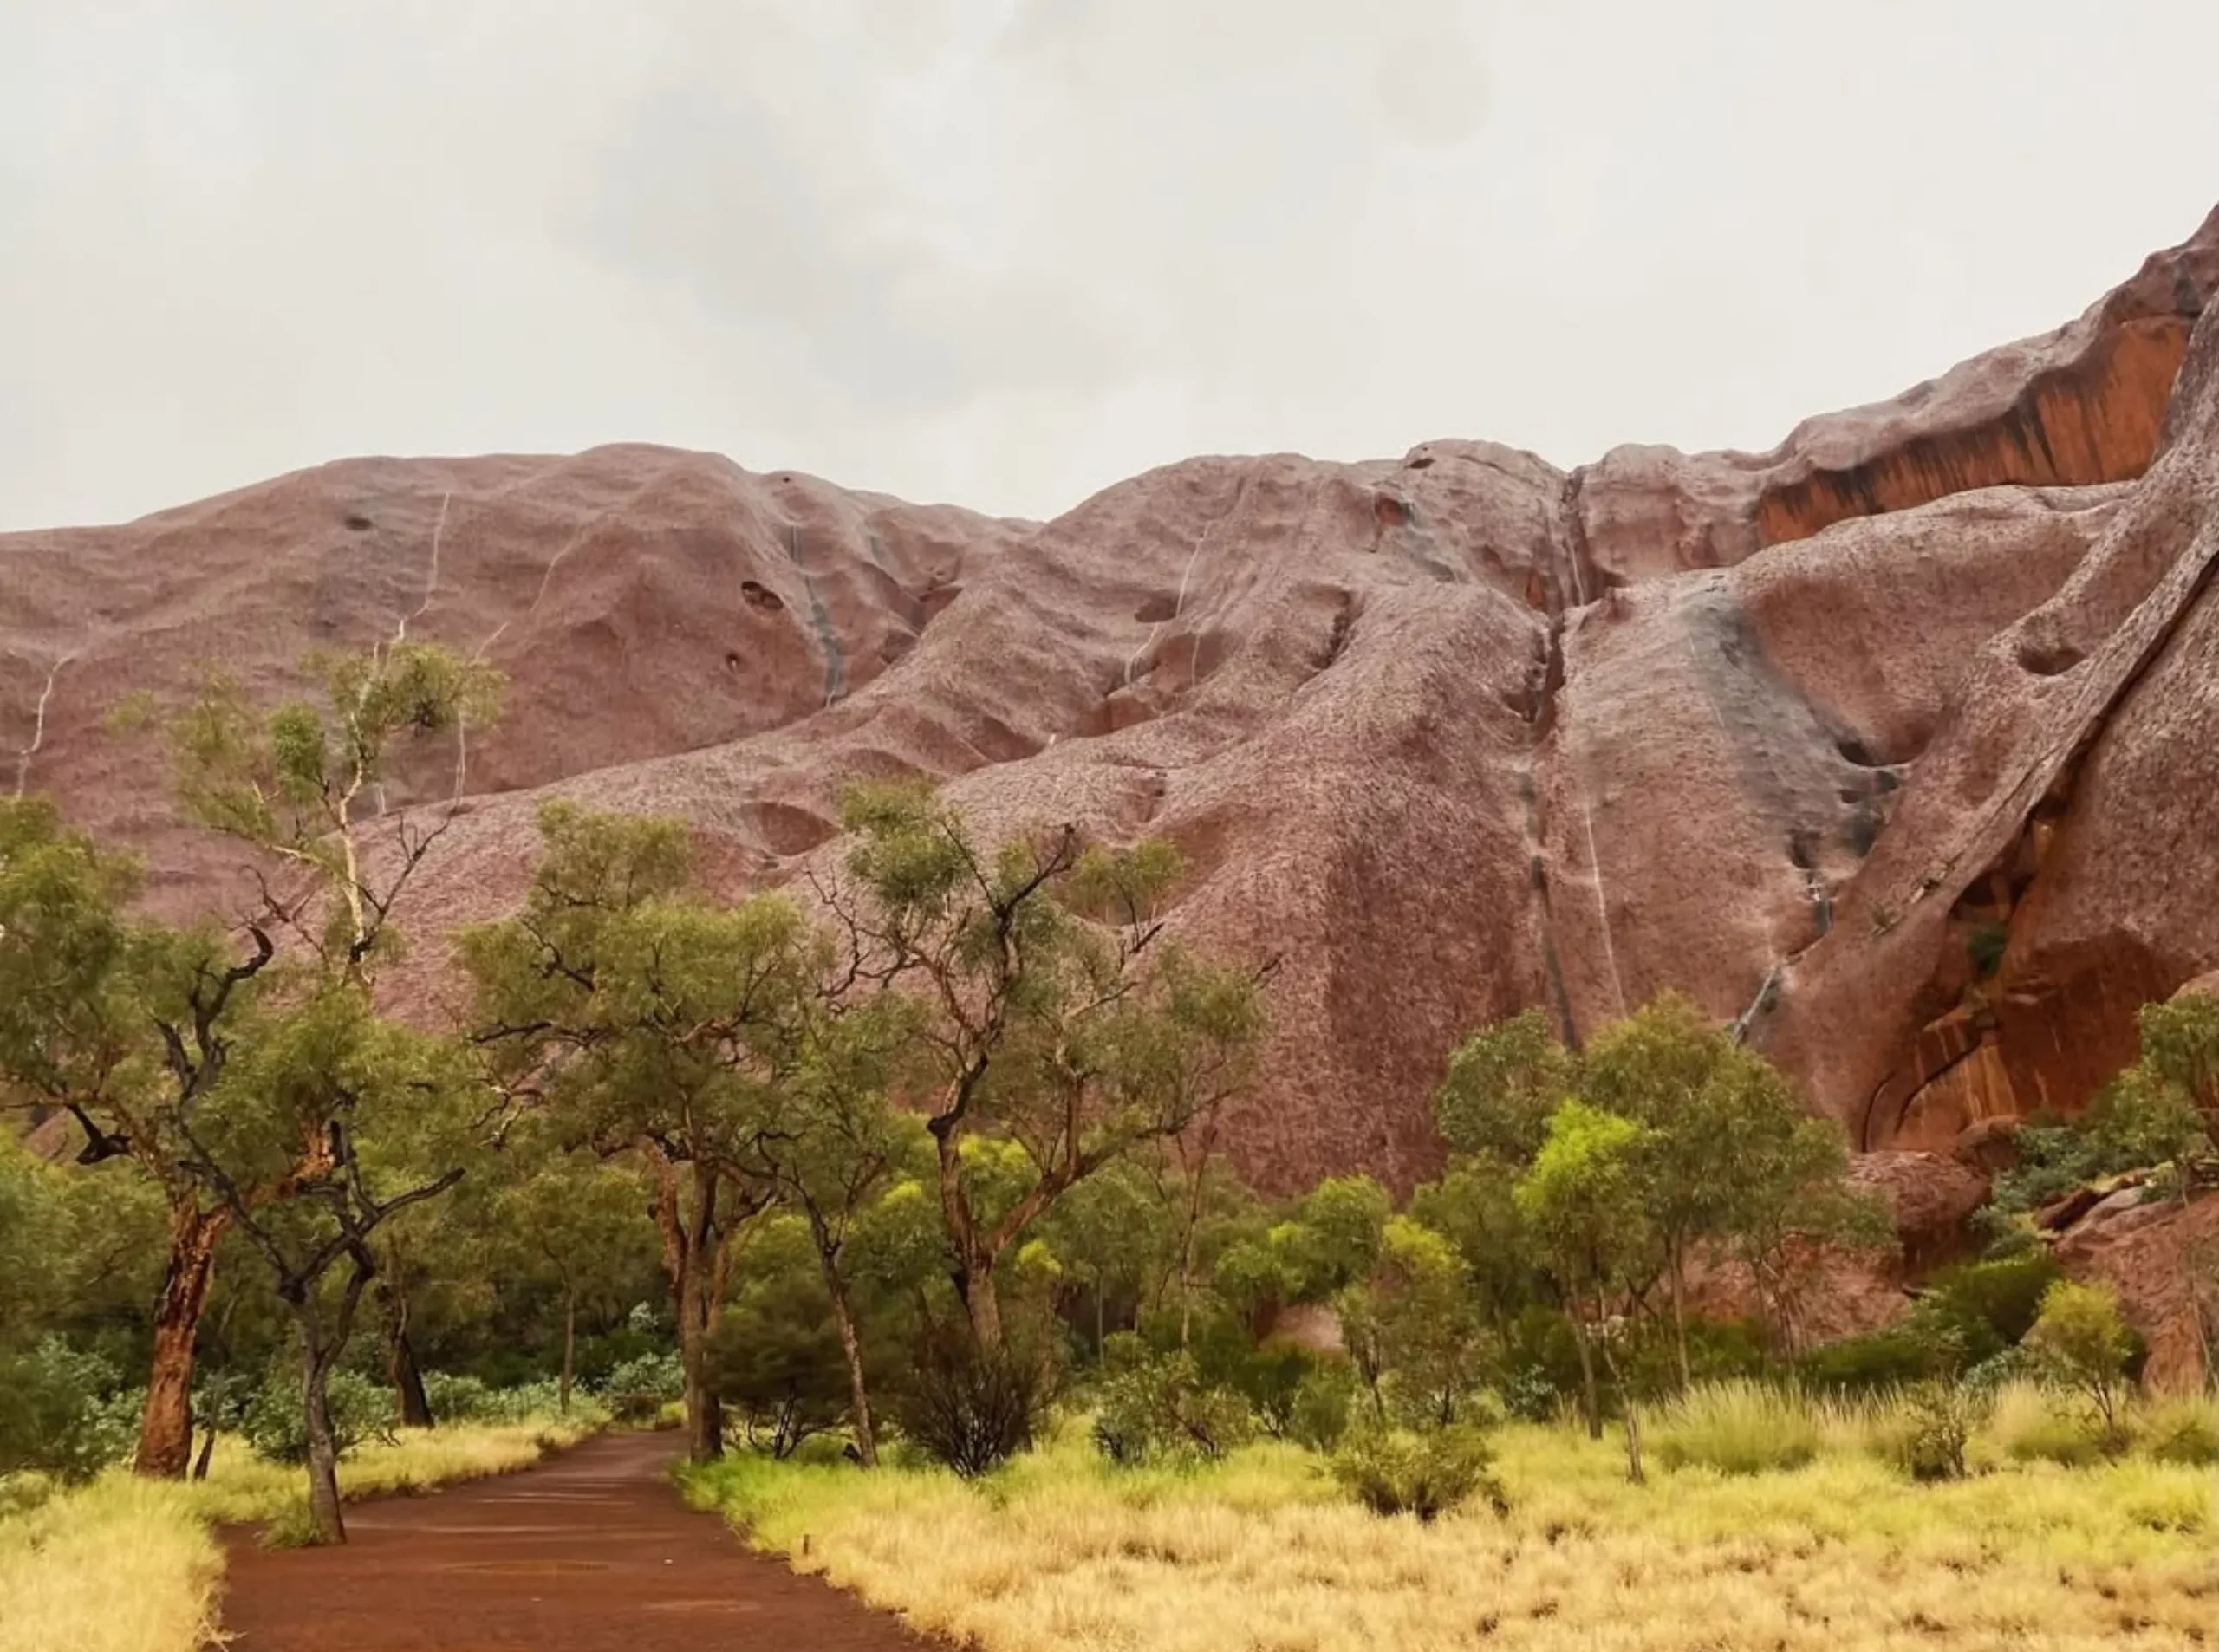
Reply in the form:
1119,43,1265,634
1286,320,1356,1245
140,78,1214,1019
461,801,819,1463
0,642,500,1506
737,993,929,1466
1514,1099,1659,1470
820,781,1267,1355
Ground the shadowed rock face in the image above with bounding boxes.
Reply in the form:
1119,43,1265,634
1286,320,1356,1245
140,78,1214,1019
7,206,2219,1200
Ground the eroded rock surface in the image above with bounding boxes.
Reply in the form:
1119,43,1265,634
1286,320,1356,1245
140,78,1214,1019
8,208,2219,1223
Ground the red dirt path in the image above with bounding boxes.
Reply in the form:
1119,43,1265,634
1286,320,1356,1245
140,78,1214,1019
213,1431,927,1651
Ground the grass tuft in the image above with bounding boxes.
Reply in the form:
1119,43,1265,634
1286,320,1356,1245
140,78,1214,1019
687,1408,2215,1652
1653,1380,1822,1475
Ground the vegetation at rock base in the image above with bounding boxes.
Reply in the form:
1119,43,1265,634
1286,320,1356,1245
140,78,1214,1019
7,647,2218,1652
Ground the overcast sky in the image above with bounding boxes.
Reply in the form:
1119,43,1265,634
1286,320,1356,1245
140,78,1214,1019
3,2,2216,531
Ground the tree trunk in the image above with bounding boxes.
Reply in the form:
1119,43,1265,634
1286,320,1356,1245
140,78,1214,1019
560,1292,576,1417
135,1202,226,1478
823,1268,877,1467
192,1421,217,1481
683,1363,723,1464
964,1260,1005,1352
1594,1295,1644,1485
1177,1232,1196,1352
648,1151,729,1463
383,1283,434,1429
676,1251,722,1464
301,1343,347,1545
1571,1319,1603,1440
1669,1254,1692,1392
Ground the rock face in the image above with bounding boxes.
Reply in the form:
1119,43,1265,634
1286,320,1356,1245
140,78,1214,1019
7,206,2219,1208
2054,1189,2216,1394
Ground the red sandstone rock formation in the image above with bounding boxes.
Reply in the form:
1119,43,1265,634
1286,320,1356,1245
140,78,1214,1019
8,207,2219,1236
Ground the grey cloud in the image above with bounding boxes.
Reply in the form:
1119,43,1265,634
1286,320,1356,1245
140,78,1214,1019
1,2,2216,535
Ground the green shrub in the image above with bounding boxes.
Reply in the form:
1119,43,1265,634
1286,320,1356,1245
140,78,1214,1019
1879,1382,1986,1481
421,1373,566,1425
1960,1344,2043,1392
1797,1329,1933,1394
0,1340,134,1481
1331,1422,1505,1522
1612,1316,1768,1396
596,1351,682,1424
1500,1306,1588,1413
2025,1280,2134,1440
1090,1336,1253,1467
1500,1364,1561,1423
1987,1124,2110,1220
1653,1381,1819,1476
1921,1253,2063,1362
420,1372,494,1421
889,1328,1054,1479
2138,1397,2219,1467
1229,1337,1319,1441
240,1368,395,1465
1287,1361,1358,1452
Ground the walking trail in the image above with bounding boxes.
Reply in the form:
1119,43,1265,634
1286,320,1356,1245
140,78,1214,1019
215,1430,925,1651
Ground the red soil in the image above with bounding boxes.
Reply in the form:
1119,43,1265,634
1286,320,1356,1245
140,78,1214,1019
212,1431,924,1651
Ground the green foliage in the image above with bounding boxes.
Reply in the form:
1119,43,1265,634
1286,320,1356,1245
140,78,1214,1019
1285,1359,1358,1451
2089,1067,2209,1180
1435,1008,1578,1165
1965,921,2008,980
1515,1100,1656,1308
171,647,502,891
1651,1381,1819,1476
1090,1335,1253,1467
599,1352,684,1424
1498,1307,1590,1416
1405,1158,1545,1335
2026,1280,2134,1441
1219,1335,1316,1441
1797,1258,2066,1396
2136,992,2219,1110
1982,994,2218,1243
832,779,1266,1353
1986,1122,2118,1219
1035,1156,1172,1346
1441,995,1884,1384
1337,1214,1499,1428
1795,1327,1937,1394
241,1367,395,1465
707,1218,854,1459
0,797,142,1109
1330,1421,1506,1522
1913,1252,2064,1365
888,1327,1055,1478
1214,1176,1392,1313
418,1374,568,1426
1881,1382,1986,1481
0,1340,137,1481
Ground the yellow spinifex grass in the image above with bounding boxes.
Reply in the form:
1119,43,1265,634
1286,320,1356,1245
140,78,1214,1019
0,1474,218,1652
0,1416,599,1652
687,1415,2216,1652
